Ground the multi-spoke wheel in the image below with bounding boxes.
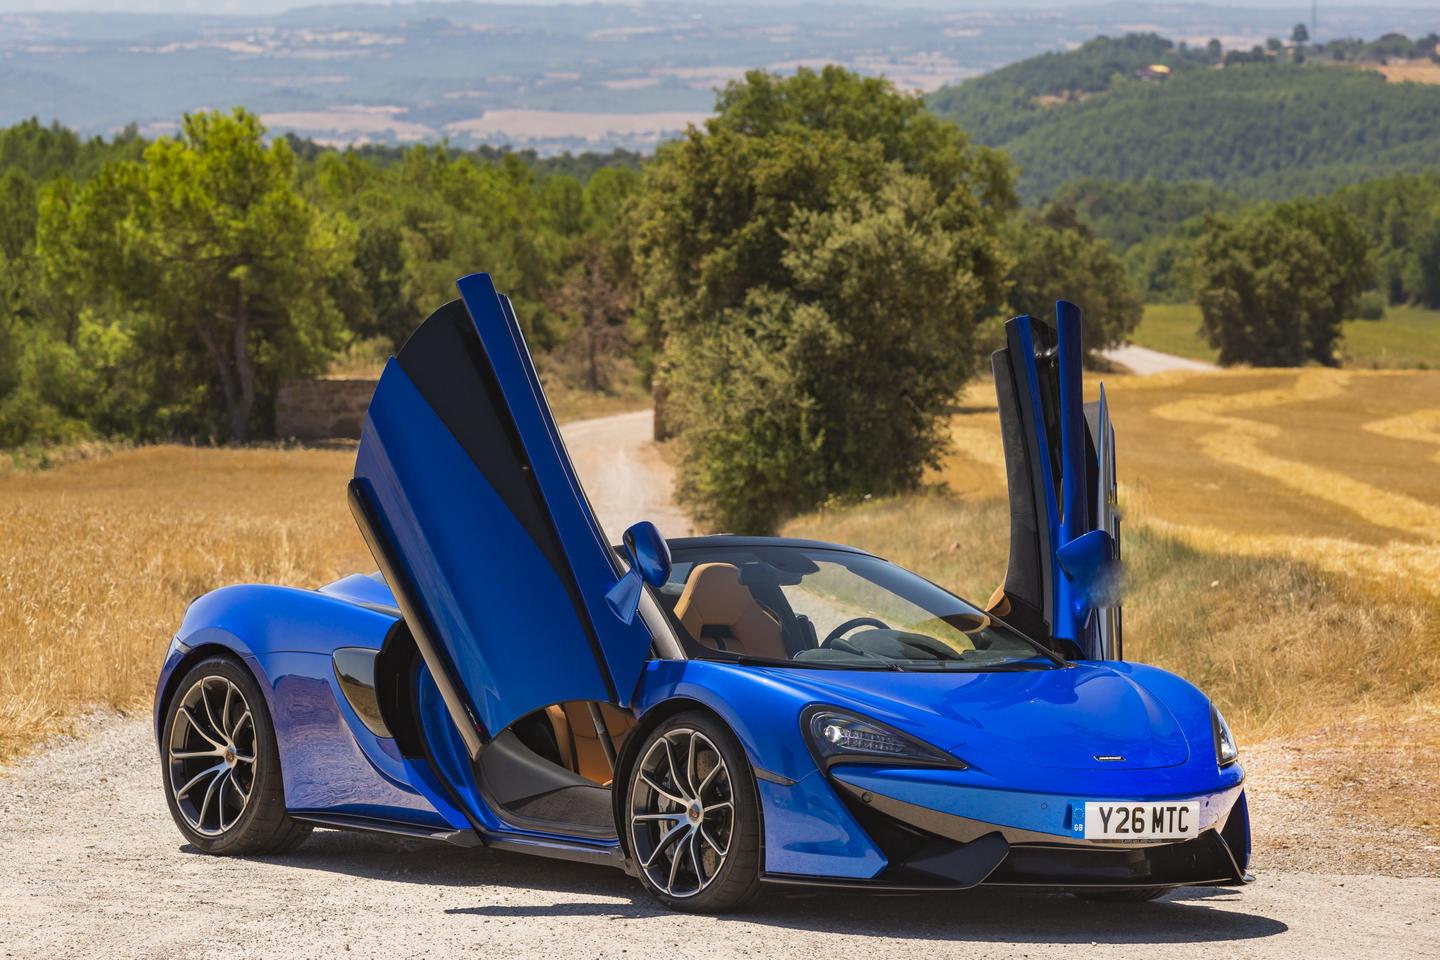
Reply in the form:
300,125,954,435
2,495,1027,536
159,656,310,855
626,712,761,912
168,675,256,836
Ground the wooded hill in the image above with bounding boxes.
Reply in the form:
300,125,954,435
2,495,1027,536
928,33,1440,201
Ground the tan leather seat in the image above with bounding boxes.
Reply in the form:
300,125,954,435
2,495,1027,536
544,702,637,785
985,584,1011,617
672,562,787,660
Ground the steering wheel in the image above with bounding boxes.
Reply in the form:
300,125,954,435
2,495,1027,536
821,617,891,648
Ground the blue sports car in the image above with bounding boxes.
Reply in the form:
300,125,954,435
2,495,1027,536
154,273,1250,912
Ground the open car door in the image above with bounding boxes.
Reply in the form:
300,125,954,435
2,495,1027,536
349,273,653,763
989,300,1122,660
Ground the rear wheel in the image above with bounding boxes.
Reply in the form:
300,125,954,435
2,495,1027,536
1074,886,1170,902
160,656,310,855
625,712,761,912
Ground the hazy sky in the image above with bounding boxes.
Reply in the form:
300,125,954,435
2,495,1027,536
4,0,1434,13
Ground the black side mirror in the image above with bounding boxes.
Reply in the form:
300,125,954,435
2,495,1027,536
604,520,672,624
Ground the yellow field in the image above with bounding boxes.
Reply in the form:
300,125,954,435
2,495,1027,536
1366,59,1440,85
0,446,368,759
939,368,1440,598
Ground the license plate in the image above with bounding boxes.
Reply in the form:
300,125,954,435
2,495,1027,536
1083,801,1199,841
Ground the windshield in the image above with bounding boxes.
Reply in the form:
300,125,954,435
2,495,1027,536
654,543,1060,672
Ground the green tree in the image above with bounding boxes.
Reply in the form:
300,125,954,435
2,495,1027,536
0,166,112,448
0,115,648,448
1409,206,1440,308
0,117,145,183
1125,226,1203,303
1190,199,1373,366
38,109,353,440
633,66,1015,534
1051,175,1193,250
313,145,579,352
1005,204,1143,357
0,168,38,260
1292,23,1309,45
1332,172,1440,306
544,167,644,392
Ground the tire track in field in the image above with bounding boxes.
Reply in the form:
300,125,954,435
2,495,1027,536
1363,408,1440,465
1151,369,1440,542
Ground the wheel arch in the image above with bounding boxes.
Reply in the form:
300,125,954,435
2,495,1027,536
154,636,273,745
156,583,396,764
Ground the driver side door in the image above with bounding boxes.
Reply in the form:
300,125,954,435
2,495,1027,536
349,273,655,766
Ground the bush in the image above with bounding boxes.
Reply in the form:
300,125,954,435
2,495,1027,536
1005,204,1143,357
634,67,1015,533
1190,199,1374,366
1350,290,1387,321
663,165,1012,534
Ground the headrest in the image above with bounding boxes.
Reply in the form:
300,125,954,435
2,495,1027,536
676,563,754,626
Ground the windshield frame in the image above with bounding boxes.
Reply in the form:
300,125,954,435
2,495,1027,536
651,541,1066,672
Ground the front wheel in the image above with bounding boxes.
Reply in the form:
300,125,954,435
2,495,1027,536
160,655,311,855
624,712,762,912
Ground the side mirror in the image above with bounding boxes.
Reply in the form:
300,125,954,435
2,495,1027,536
604,520,672,625
1055,528,1123,618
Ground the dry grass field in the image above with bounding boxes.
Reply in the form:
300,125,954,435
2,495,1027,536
0,446,368,759
930,368,1440,602
1366,58,1440,85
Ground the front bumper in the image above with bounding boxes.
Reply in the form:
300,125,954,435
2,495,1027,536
763,764,1251,892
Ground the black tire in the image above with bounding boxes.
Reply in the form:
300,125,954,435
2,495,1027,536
624,711,762,913
1074,886,1171,902
160,655,311,855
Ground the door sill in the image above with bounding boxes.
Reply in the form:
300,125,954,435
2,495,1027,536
486,833,626,869
289,811,481,847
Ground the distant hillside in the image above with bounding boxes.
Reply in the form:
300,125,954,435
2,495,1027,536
6,6,1438,154
928,35,1440,201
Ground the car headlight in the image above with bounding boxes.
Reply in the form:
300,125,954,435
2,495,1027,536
803,707,965,770
1212,705,1239,767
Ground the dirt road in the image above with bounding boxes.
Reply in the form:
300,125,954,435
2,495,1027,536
1,409,1437,959
560,409,695,540
1100,343,1218,375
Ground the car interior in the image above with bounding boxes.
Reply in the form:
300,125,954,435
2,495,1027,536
476,556,767,835
475,701,633,837
651,550,1033,665
671,561,792,659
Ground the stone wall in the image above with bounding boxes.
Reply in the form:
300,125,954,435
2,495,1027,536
274,378,378,440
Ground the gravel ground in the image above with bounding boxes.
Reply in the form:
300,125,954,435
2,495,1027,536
1,713,1437,960
2,408,1437,959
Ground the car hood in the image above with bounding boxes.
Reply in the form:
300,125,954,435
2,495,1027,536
758,661,1191,771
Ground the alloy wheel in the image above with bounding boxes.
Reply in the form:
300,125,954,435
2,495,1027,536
167,675,257,837
628,727,735,899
